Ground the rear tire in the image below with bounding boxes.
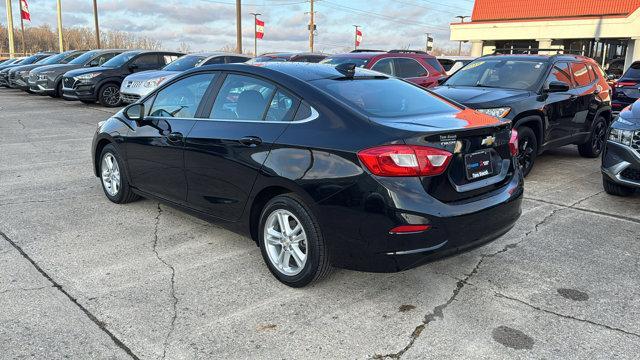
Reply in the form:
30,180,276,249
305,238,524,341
578,116,607,158
258,194,331,287
516,126,538,177
99,144,139,204
98,83,122,107
602,175,634,196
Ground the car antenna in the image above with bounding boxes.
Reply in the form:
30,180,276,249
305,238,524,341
335,63,356,78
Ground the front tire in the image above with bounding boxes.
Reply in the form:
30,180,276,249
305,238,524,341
517,126,538,177
99,144,139,204
578,116,607,158
258,194,331,287
602,175,634,196
98,83,122,107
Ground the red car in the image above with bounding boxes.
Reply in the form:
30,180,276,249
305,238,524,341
321,50,447,88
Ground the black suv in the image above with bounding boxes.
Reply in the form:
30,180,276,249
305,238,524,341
602,100,640,196
62,50,183,107
29,49,124,98
611,61,640,113
433,54,612,176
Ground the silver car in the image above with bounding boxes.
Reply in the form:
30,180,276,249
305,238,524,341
119,52,251,103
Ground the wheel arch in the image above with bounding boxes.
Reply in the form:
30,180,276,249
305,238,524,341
512,112,544,151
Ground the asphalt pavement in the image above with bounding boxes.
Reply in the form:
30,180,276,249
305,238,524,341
1,88,639,359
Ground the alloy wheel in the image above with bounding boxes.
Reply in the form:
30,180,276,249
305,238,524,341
591,120,606,154
101,153,121,196
102,85,121,106
263,209,308,276
519,136,535,173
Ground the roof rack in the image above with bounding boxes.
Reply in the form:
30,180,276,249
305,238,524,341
387,49,428,54
350,49,385,53
491,48,582,55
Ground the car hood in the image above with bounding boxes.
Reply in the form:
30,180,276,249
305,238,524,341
123,70,180,82
8,64,42,73
31,63,83,75
0,64,22,72
616,103,640,129
370,108,509,134
64,66,113,78
432,86,531,108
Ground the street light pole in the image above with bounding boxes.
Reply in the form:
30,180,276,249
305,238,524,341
235,0,242,54
250,12,261,57
455,15,469,55
93,0,101,48
5,0,15,58
309,0,314,53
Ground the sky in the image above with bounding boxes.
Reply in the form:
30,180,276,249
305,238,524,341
0,0,475,54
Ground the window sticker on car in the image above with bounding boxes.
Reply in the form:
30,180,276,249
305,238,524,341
462,61,485,71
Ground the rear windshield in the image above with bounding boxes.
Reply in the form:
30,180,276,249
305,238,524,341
445,59,547,90
622,62,640,80
314,77,456,117
102,52,139,68
320,57,370,68
424,58,445,73
249,55,290,63
163,55,206,71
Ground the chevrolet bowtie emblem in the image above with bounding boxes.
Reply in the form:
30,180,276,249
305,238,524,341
481,135,496,146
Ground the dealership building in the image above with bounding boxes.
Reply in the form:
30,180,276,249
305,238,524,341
450,0,640,71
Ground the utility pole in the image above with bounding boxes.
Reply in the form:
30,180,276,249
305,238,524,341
235,0,242,54
250,12,261,57
57,0,64,52
92,0,101,48
353,25,360,50
5,0,15,58
455,15,469,55
425,33,430,53
308,0,315,53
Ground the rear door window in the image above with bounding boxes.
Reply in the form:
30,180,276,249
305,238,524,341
225,56,249,63
393,58,427,78
132,54,160,69
163,54,180,65
149,73,216,118
546,62,573,88
370,58,394,76
265,90,297,122
424,57,445,73
209,74,276,121
570,62,592,87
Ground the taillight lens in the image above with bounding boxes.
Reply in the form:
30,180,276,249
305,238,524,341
389,225,431,234
615,81,638,88
357,145,452,177
509,129,519,157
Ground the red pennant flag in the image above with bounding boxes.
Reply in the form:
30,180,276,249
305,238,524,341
20,0,31,21
355,28,363,47
256,18,265,39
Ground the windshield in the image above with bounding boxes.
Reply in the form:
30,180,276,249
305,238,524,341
37,52,68,65
445,59,547,90
102,52,139,68
319,57,370,68
20,54,48,65
314,77,456,117
163,55,206,71
69,50,100,65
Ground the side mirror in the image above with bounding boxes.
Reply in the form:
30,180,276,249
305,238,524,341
124,103,145,121
546,81,570,93
606,74,617,81
437,76,448,86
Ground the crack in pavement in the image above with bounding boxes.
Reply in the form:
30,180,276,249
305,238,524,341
16,118,26,130
525,195,640,225
495,292,640,339
0,230,140,360
152,203,179,360
371,192,605,359
0,285,51,295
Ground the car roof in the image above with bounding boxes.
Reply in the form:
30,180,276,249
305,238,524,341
327,51,435,60
480,54,593,62
188,62,386,82
189,52,251,58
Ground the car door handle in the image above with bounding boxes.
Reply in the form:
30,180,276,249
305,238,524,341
167,132,183,142
239,136,262,147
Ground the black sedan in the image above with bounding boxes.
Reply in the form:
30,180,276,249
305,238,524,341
92,63,523,287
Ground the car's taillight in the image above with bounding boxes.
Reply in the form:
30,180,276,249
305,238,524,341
389,225,431,234
509,129,519,157
357,145,452,177
615,81,638,88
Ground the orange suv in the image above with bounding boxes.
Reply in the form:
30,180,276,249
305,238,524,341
320,50,447,88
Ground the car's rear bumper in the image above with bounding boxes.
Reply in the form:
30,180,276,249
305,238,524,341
602,140,640,188
319,169,524,272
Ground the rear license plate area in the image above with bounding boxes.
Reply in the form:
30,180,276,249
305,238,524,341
464,150,494,180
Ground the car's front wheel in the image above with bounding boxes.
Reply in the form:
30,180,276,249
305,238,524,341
98,83,122,107
602,175,634,196
517,126,538,177
578,116,607,158
99,144,139,203
258,194,331,287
